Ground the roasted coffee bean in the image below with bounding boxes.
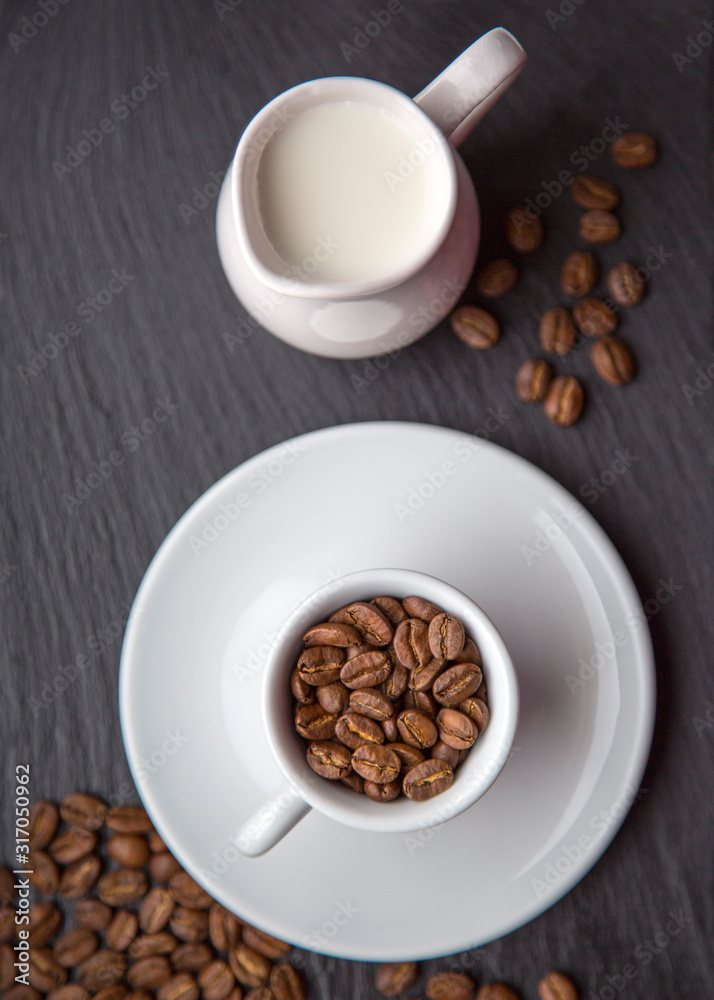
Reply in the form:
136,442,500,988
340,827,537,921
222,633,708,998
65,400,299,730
242,990,273,1000
60,794,107,832
170,908,209,944
302,622,362,647
403,759,454,801
0,907,14,944
170,873,212,911
450,306,500,349
59,854,102,899
316,681,350,714
393,619,431,671
561,251,598,297
380,661,408,699
403,689,437,718
53,928,99,967
382,716,399,742
290,669,314,705
397,710,438,749
475,678,487,702
516,358,553,403
506,206,544,253
1,943,14,989
140,888,175,934
46,987,91,1000
148,830,166,852
78,950,127,992
539,308,576,356
371,596,408,626
538,971,578,1000
476,985,520,1000
50,827,98,865
198,960,235,1000
611,131,658,168
402,596,442,621
591,336,635,385
270,963,306,1000
94,985,128,1000
349,688,393,722
607,262,645,306
428,613,465,660
329,602,393,646
241,926,290,960
29,801,60,850
129,933,178,959
208,904,241,953
572,298,618,337
171,944,214,973
544,376,584,426
454,638,481,667
29,850,60,895
0,866,14,905
107,834,150,869
364,779,401,801
340,770,365,794
105,806,153,834
386,742,425,769
340,649,391,688
351,745,401,784
437,709,476,749
157,972,200,1000
297,645,344,686
105,911,138,953
29,902,63,947
431,740,460,768
409,657,445,692
294,703,338,740
427,971,475,1000
459,697,490,734
98,868,147,907
149,852,183,884
344,642,376,660
229,944,271,987
30,948,68,992
335,712,385,749
306,740,352,779
4,988,43,1000
579,209,620,243
476,259,518,298
433,663,482,707
127,955,173,990
570,174,619,210
375,961,418,997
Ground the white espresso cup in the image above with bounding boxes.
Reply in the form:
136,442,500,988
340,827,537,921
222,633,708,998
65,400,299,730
236,568,519,857
216,29,526,359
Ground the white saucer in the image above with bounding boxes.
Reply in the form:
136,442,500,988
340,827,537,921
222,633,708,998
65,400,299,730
119,422,655,961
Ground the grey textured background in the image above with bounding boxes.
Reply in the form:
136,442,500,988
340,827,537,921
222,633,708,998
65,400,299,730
1,0,713,996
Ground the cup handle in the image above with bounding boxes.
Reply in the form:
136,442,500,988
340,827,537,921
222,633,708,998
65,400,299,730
414,27,526,148
235,784,311,857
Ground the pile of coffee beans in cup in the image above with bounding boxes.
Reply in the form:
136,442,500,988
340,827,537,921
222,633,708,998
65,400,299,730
291,596,490,802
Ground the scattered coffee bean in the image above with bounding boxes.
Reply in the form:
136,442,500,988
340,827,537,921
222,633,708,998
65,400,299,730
607,261,645,306
73,899,113,932
579,209,620,243
60,794,107,832
506,206,544,253
426,970,475,1000
78,950,127,992
539,308,576,356
47,988,91,1000
476,985,520,1000
139,887,175,934
229,944,271,988
29,850,60,896
516,358,553,403
157,972,200,1000
591,337,635,385
572,298,617,337
30,948,68,992
105,806,153,834
127,956,173,990
170,907,209,944
59,855,102,899
29,801,61,850
50,827,98,865
105,910,139,953
450,306,500,349
170,872,213,911
208,904,241,953
570,175,619,210
270,963,307,1000
544,376,584,426
561,251,598,297
149,852,183,884
53,929,99,968
171,944,213,973
241,927,290,961
198,961,235,1000
128,933,178,959
476,259,518,298
0,867,14,905
29,902,62,946
98,868,148,908
611,131,658,168
375,961,419,996
107,834,150,869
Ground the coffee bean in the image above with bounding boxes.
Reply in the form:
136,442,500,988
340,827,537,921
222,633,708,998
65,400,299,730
404,689,438,718
30,948,68,992
0,867,14,905
450,306,500,349
433,663,482,707
149,852,183,884
297,645,344,686
290,669,314,705
427,971,475,1000
349,688,393,722
397,709,438,749
380,660,408,699
364,779,401,801
129,933,178,959
1,943,14,989
371,596,408,626
46,987,90,1000
60,794,107,832
140,888,175,934
105,805,153,834
344,641,376,660
198,961,235,1000
409,657,445,693
591,337,635,385
302,621,362,647
375,961,419,996
430,740,460,768
316,681,350,714
453,638,481,667
381,716,399,743
29,850,60,895
351,745,401,783
607,261,645,306
506,206,544,253
29,902,63,947
242,989,272,1000
78,950,127,992
475,678,487,702
515,359,553,403
98,868,147,907
207,904,240,953
59,854,102,899
306,740,352,778
436,708,476,749
229,944,271,988
340,648,391,689
402,596,442,621
294,703,338,740
428,613,465,660
50,828,98,865
170,873,212,911
4,988,43,1000
53,929,99,968
544,376,584,426
0,907,15,944
560,251,598,297
334,712,385,749
611,131,658,168
94,985,128,1000
393,619,432,671
572,298,617,337
73,900,112,932
459,697,490,734
128,956,173,990
171,944,214,973
385,742,425,769
340,770,365,794
403,758,453,801
329,602,393,646
476,259,518,298
538,971,578,1000
105,910,139,952
170,908,209,944
579,209,620,243
270,963,306,1000
158,973,200,1000
570,174,619,210
539,308,576,356
241,925,290,960
29,801,60,850
476,985,520,1000
105,834,149,869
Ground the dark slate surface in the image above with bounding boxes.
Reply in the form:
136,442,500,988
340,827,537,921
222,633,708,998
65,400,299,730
1,0,712,996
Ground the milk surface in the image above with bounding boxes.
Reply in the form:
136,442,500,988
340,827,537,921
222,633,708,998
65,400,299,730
257,101,439,283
